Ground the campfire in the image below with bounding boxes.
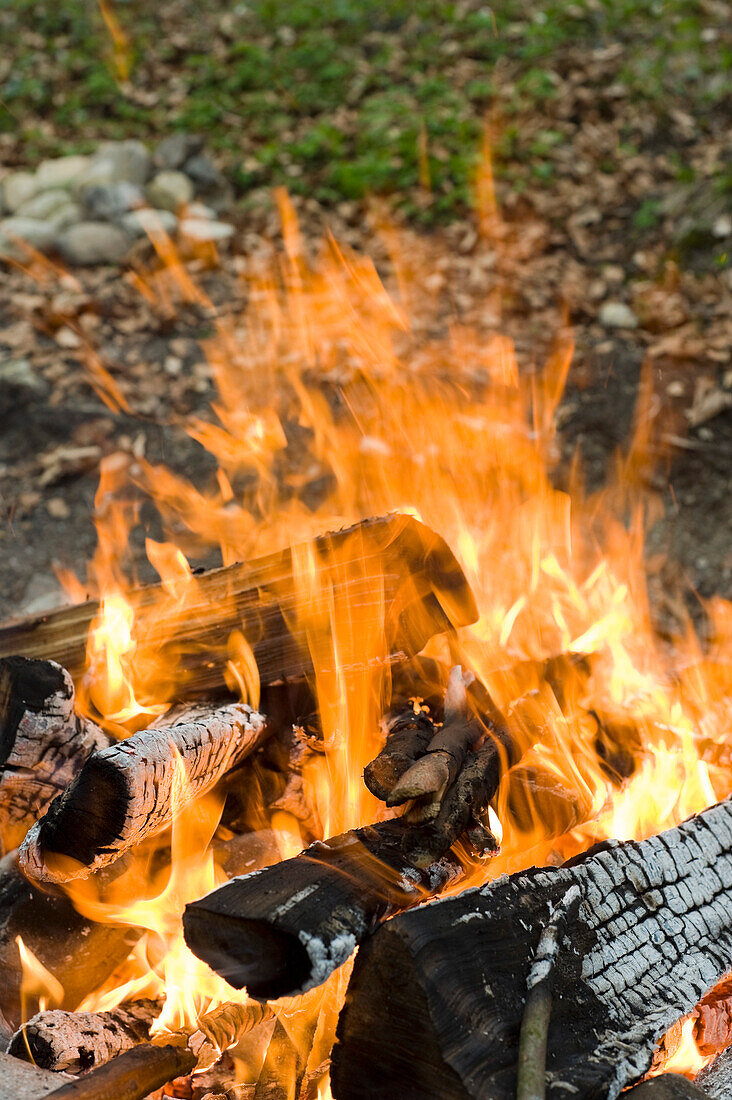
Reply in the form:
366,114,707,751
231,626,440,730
2,191,732,1100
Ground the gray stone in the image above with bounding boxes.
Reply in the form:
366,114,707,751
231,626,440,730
56,221,131,265
83,181,144,220
75,157,116,193
0,217,57,260
16,189,76,221
0,359,49,416
36,154,90,191
185,200,217,219
179,217,234,243
146,169,194,211
120,207,178,238
154,132,204,170
2,171,38,213
598,300,639,329
184,154,231,207
93,139,152,185
625,1073,710,1099
47,201,83,232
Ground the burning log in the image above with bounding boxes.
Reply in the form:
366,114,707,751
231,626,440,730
183,680,514,1000
696,1046,732,1097
45,1001,273,1100
625,1077,711,1099
0,853,140,1031
0,658,111,849
19,702,267,883
7,999,161,1074
0,515,478,696
332,797,732,1099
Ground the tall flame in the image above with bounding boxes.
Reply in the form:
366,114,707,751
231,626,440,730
30,149,732,1085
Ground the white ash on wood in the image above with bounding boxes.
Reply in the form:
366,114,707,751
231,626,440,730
19,701,267,883
0,515,478,697
0,657,111,849
7,999,160,1074
332,797,732,1100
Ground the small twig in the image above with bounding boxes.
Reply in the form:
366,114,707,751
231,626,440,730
517,885,581,1100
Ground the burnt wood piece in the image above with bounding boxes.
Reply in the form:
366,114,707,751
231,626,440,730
19,702,267,883
0,853,140,1032
696,1046,732,1098
184,680,515,1001
0,515,478,697
332,798,732,1100
363,708,435,801
693,976,732,1057
8,999,161,1074
0,658,111,849
44,1043,196,1100
0,1052,73,1099
625,1077,711,1099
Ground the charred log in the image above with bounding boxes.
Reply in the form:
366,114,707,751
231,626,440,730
332,797,732,1100
7,999,160,1074
0,515,478,697
0,853,140,1032
19,702,267,883
0,658,111,849
625,1077,711,1099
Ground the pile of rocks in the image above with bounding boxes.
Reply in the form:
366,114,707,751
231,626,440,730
0,135,234,265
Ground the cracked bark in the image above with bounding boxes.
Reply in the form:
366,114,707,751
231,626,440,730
0,657,111,849
332,797,732,1100
19,702,268,883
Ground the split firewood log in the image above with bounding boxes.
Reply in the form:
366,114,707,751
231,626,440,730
0,852,140,1032
0,515,478,697
0,657,112,849
19,702,268,883
184,670,517,1000
332,796,732,1100
7,999,161,1074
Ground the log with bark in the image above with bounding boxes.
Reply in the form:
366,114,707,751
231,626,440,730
7,999,161,1074
184,673,516,1000
44,1001,273,1100
19,701,267,883
332,796,732,1100
0,852,140,1032
0,515,478,697
0,658,111,849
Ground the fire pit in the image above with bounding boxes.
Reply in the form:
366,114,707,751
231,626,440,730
2,198,732,1100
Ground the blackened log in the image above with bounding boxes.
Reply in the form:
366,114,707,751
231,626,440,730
332,797,732,1100
0,853,140,1031
7,999,160,1073
19,703,267,883
184,818,464,1001
0,658,111,849
0,515,478,697
625,1077,712,1099
0,1052,73,1099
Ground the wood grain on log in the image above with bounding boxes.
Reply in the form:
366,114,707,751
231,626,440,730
0,658,111,849
45,1043,196,1100
332,798,732,1100
7,999,160,1074
19,703,267,883
0,515,478,697
0,853,140,1032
